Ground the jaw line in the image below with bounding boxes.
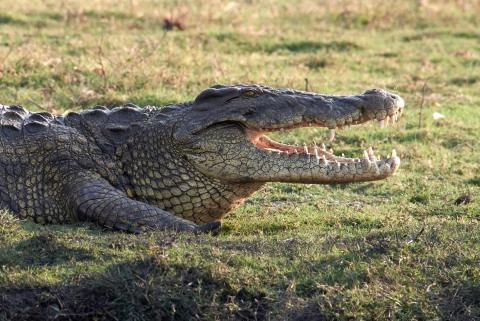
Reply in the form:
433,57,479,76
251,134,355,163
246,122,401,176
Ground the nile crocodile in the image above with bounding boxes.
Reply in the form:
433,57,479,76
0,85,404,233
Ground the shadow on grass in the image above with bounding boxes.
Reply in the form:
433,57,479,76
439,283,480,321
1,224,479,320
0,231,397,320
466,177,480,186
0,14,25,26
0,233,94,268
449,76,480,86
210,31,361,55
264,40,360,53
289,279,480,321
0,257,269,321
287,229,480,321
402,30,479,42
0,9,168,32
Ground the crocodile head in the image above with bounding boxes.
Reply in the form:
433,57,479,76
175,84,404,184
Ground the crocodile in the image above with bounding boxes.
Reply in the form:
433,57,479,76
0,84,404,233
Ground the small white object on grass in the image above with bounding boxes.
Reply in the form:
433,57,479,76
432,112,445,120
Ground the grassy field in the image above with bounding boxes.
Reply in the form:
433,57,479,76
0,0,479,320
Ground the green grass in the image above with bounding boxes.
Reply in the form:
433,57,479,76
0,0,479,320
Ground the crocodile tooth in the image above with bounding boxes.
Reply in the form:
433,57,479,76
294,149,298,154
313,142,319,158
364,150,369,158
367,147,374,156
303,143,309,154
367,147,377,161
328,128,335,141
329,148,334,154
385,116,390,126
341,153,345,158
391,149,397,158
379,120,385,128
334,161,341,170
320,143,326,151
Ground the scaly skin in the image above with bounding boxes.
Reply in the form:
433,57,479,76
0,84,404,233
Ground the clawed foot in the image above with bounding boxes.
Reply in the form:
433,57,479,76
111,220,221,235
196,220,222,235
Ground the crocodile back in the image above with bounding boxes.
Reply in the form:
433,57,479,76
0,105,64,141
62,105,149,153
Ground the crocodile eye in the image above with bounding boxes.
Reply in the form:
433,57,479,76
243,90,258,98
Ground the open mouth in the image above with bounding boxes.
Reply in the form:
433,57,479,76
247,103,404,177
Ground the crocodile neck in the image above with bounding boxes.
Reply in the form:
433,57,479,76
122,122,263,224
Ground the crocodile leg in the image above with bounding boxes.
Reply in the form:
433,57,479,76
66,174,220,233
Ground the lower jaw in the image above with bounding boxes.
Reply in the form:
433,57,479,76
254,158,399,184
246,139,400,184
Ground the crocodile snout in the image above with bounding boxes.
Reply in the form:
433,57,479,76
355,89,405,126
361,88,405,111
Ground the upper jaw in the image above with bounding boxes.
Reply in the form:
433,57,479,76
245,88,405,134
247,88,405,144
